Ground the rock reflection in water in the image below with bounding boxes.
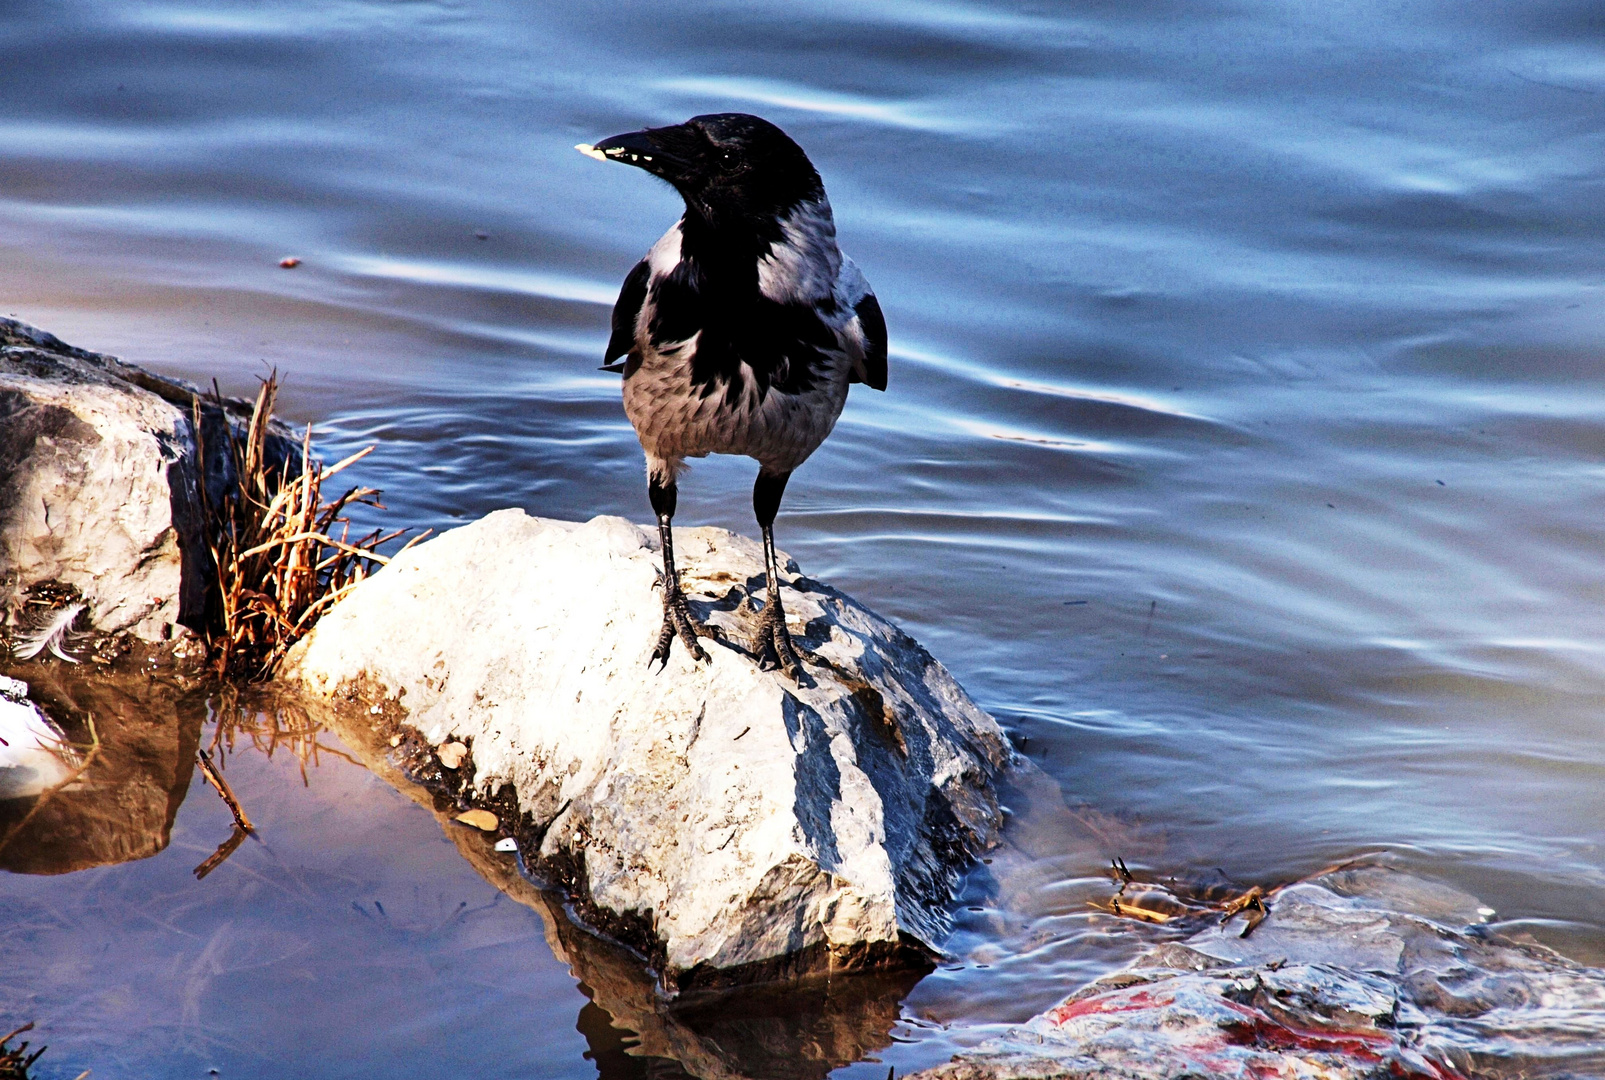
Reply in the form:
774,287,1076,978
0,662,203,875
467,829,925,1080
312,694,924,1080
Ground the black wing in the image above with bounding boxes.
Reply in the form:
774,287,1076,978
601,259,650,373
851,292,888,391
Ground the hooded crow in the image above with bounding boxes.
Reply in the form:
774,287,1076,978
578,113,887,677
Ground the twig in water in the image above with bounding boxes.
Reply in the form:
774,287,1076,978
1219,885,1269,937
1103,897,1175,924
196,747,253,833
207,687,359,784
193,825,251,881
1092,857,1276,935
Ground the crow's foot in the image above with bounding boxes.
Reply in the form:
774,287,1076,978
650,586,709,671
752,594,802,679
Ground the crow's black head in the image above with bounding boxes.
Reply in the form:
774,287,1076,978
582,113,824,228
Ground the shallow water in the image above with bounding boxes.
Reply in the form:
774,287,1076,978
4,0,1605,1075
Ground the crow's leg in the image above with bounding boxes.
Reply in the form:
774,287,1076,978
752,469,802,677
649,475,709,670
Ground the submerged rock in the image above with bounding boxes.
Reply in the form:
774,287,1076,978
281,509,1011,989
0,316,293,643
913,865,1605,1080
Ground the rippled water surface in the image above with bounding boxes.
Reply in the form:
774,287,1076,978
4,1,1605,1076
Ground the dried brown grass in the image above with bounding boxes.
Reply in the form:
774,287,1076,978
196,374,425,681
0,1023,44,1080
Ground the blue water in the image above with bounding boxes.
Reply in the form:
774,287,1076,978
3,0,1605,1076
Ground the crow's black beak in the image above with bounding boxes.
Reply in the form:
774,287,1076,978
580,130,657,165
577,125,697,184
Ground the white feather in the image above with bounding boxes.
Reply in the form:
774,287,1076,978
11,602,86,663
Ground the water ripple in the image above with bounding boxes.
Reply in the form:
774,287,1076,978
656,76,976,133
333,254,617,307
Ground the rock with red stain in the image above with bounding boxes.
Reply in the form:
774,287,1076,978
913,865,1605,1079
921,965,1456,1080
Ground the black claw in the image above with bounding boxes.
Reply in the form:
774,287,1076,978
653,590,709,670
751,502,802,680
648,489,709,671
649,622,675,672
753,596,802,679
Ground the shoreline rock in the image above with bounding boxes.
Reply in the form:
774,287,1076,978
911,864,1605,1080
0,316,294,646
281,508,1013,989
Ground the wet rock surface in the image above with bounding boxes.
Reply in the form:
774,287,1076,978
281,508,1012,990
912,865,1605,1080
0,317,293,643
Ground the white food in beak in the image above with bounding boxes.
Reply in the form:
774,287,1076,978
575,143,609,162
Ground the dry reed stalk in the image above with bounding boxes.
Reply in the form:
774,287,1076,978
0,1022,45,1080
208,694,359,784
195,374,427,681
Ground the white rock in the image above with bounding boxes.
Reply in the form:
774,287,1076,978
0,675,78,799
282,509,1011,987
0,317,294,642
